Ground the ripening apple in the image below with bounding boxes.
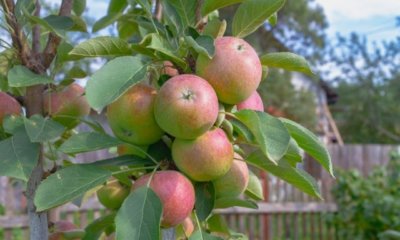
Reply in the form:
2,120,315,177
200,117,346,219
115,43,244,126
43,83,90,128
97,180,130,210
107,84,164,145
196,37,262,104
161,61,179,76
236,91,264,111
213,153,249,198
182,217,194,237
133,170,195,227
172,128,234,181
117,144,148,158
154,74,219,139
0,92,22,125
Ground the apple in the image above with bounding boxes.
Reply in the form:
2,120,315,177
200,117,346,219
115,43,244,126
182,217,194,237
236,91,264,111
43,83,90,128
196,36,262,104
161,61,179,76
172,128,233,181
107,84,164,145
133,170,195,227
97,180,130,210
213,153,249,198
0,92,22,125
154,74,219,139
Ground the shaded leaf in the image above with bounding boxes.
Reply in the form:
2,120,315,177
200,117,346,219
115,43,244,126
83,213,116,240
189,230,224,240
201,0,243,17
203,18,227,38
185,35,215,58
166,0,196,27
3,115,24,134
215,197,258,209
73,0,86,16
8,66,52,87
69,37,132,58
195,182,215,221
34,165,112,211
58,132,122,154
24,115,65,142
245,171,264,201
284,138,303,167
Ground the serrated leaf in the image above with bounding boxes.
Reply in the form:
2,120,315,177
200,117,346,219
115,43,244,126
195,182,215,221
215,197,258,209
115,187,162,240
234,110,290,163
232,0,285,38
86,56,147,111
58,132,122,154
245,171,264,201
0,128,39,181
260,52,314,76
165,0,196,28
185,35,215,58
73,0,86,16
83,213,116,240
24,115,65,142
34,165,112,211
201,0,243,16
280,118,334,177
246,150,321,198
284,138,303,167
8,66,52,87
69,37,132,58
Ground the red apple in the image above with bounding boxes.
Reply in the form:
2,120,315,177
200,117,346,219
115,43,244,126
182,217,194,237
43,83,90,128
161,61,179,76
196,36,262,104
97,180,130,210
213,153,249,198
172,128,234,181
0,92,22,125
107,84,164,145
133,170,195,227
236,91,264,111
154,74,219,139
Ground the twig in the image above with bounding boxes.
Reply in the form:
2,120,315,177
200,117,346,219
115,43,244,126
42,0,73,68
32,0,41,54
154,0,162,21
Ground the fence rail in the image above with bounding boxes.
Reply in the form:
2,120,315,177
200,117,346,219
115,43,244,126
0,144,398,239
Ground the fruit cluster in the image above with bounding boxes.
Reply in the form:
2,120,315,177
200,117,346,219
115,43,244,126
101,36,265,232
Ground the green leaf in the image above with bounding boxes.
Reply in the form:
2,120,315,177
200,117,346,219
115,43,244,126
280,118,334,177
8,66,52,87
109,0,128,13
86,56,147,111
3,115,24,134
24,115,65,142
185,35,215,59
91,155,153,167
86,56,146,111
145,33,187,68
25,9,73,36
260,52,314,76
232,0,285,38
284,138,303,167
246,150,321,198
83,213,115,240
66,66,87,79
58,132,122,154
203,18,227,38
165,0,196,27
195,182,215,221
215,197,258,209
268,12,278,26
70,15,88,32
69,37,132,59
245,171,264,201
161,0,184,35
92,13,122,33
0,128,39,181
73,0,86,16
234,110,290,163
115,187,162,240
207,215,230,236
189,230,224,240
201,0,243,16
229,118,255,143
34,165,112,211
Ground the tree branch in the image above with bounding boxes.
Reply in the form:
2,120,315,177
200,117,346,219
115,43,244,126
42,0,73,68
32,0,41,54
154,0,162,21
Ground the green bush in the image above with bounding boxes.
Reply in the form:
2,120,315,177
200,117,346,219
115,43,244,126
328,149,400,240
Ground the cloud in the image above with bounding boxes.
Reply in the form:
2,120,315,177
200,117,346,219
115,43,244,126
316,0,400,21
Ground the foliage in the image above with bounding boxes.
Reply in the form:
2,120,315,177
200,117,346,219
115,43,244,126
326,33,400,143
0,0,333,239
328,150,400,239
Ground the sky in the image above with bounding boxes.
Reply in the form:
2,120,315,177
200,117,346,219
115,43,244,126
85,0,400,43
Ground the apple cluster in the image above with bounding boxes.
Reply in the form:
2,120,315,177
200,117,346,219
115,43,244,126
102,36,265,231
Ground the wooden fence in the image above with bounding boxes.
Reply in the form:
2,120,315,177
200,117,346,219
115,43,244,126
0,144,398,239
